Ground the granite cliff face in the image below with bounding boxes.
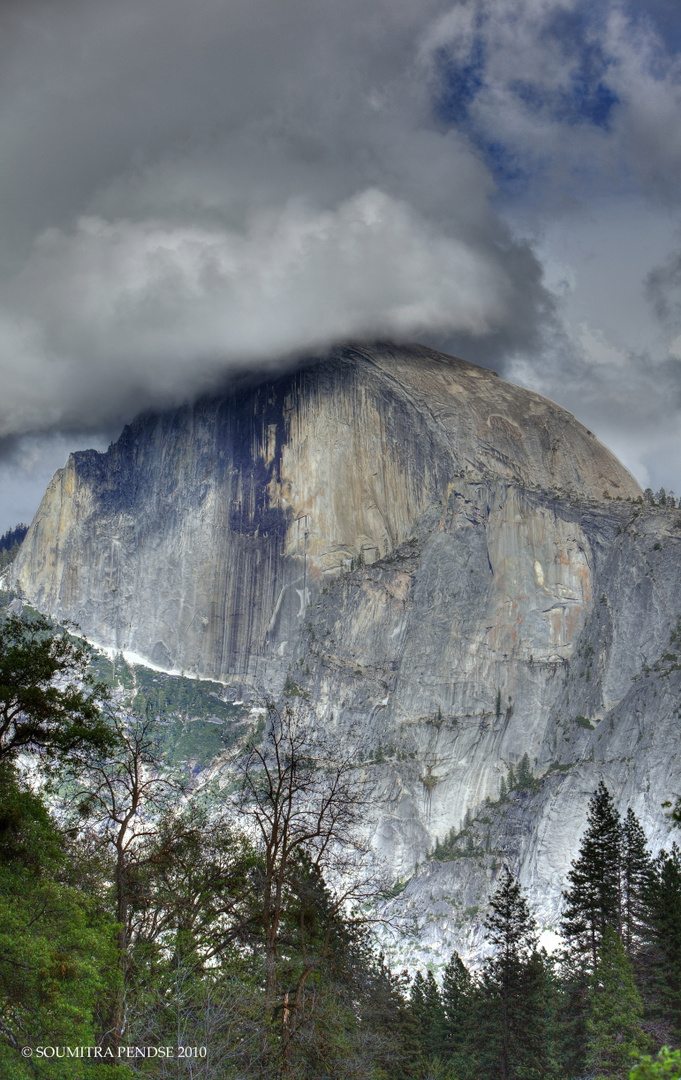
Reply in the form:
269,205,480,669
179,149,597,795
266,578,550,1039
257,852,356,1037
11,342,639,678
10,342,681,962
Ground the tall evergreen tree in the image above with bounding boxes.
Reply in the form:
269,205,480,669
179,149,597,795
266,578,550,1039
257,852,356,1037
518,948,561,1080
642,844,681,1043
441,950,474,1066
586,927,646,1080
409,968,447,1070
562,781,622,971
621,808,652,954
475,869,554,1080
516,753,534,790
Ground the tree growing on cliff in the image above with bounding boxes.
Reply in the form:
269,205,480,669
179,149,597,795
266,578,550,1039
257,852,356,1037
0,523,27,571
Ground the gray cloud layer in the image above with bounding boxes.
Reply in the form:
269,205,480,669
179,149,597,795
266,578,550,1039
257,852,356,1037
1,0,681,523
0,0,556,439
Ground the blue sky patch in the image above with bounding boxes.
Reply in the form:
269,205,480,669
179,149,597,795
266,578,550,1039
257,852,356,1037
433,40,486,129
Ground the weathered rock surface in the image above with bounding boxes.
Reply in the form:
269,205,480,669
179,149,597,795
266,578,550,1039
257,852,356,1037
10,341,681,964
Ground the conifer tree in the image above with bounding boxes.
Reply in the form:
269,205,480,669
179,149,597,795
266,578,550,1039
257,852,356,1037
441,950,473,1062
520,949,561,1080
442,950,474,1032
361,959,417,1080
642,844,681,1042
409,968,447,1070
477,869,547,1080
516,753,534,790
621,808,652,953
562,781,622,971
586,927,646,1080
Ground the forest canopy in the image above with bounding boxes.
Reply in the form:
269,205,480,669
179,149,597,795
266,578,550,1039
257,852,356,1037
0,606,678,1079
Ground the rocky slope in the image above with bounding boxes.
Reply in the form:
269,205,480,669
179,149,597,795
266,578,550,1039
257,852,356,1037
10,341,681,962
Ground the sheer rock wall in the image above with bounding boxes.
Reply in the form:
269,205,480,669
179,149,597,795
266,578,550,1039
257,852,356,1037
12,342,680,961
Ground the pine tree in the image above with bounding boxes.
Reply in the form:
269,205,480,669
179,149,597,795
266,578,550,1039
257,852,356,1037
360,958,418,1080
477,869,544,1080
586,927,646,1080
516,753,534,790
423,969,447,1056
441,951,474,1069
517,948,561,1080
621,808,652,953
642,844,681,1043
409,968,447,1066
561,781,622,971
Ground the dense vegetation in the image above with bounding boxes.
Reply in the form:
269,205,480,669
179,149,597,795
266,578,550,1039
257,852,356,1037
0,609,679,1079
0,523,28,571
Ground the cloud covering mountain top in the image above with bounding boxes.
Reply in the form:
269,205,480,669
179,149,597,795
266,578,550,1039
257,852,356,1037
1,0,681,524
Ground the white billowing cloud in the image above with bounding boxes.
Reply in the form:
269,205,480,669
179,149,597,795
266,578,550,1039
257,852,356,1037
509,312,681,495
0,0,552,442
1,0,681,522
415,0,681,496
418,0,681,203
0,189,517,435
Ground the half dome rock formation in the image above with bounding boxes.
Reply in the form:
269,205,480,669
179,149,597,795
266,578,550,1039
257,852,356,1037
11,342,638,681
10,342,681,959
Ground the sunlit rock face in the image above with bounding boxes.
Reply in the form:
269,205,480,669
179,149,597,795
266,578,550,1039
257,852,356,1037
14,341,681,963
10,341,639,682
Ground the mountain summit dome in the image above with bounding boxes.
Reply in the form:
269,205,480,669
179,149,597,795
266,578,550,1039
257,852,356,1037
11,342,639,678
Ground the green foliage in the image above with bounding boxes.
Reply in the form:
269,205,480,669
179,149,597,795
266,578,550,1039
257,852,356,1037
409,969,447,1066
283,673,308,698
435,951,476,1078
586,928,647,1080
4,621,681,1078
474,871,559,1080
621,808,652,952
152,714,230,767
0,542,22,571
131,665,240,722
91,661,250,768
381,875,411,900
643,488,677,508
630,1047,681,1080
562,780,623,971
0,612,114,763
430,822,485,861
642,844,681,1042
0,767,127,1079
0,523,27,571
515,752,535,790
